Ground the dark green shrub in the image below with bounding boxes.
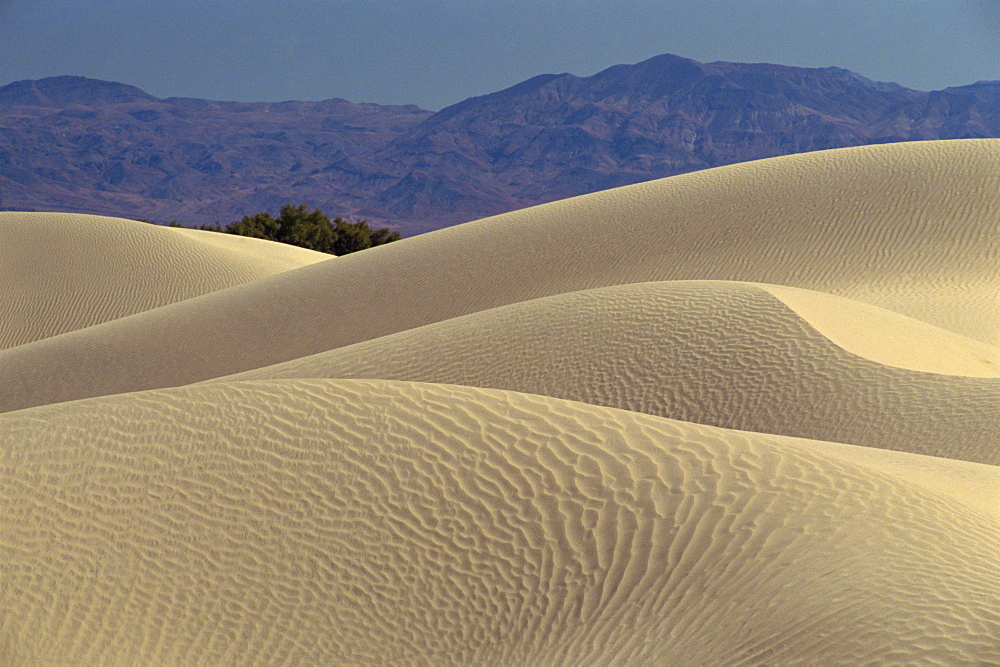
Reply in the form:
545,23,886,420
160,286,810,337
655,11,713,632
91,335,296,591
140,205,402,255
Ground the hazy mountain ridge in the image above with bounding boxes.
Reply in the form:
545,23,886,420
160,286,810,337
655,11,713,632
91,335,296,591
2,54,999,233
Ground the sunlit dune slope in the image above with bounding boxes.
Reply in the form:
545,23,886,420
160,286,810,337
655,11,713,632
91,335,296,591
0,212,329,349
2,379,997,665
210,281,1000,464
759,283,1000,377
1,140,996,413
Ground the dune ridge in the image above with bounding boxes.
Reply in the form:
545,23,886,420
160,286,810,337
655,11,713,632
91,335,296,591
2,379,998,664
1,140,998,413
209,280,1000,464
758,283,1000,377
2,139,998,663
0,212,329,349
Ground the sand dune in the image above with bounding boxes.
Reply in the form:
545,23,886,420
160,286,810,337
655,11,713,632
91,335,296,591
2,139,998,663
2,379,997,664
760,283,1000,377
0,212,329,349
1,140,997,414
210,280,1000,464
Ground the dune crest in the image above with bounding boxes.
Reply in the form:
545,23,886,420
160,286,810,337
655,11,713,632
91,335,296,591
2,379,997,664
759,283,1000,377
0,212,328,348
2,140,997,663
210,280,1000,464
2,140,999,412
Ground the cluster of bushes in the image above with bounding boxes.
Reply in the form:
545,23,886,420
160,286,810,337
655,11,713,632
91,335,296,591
152,204,402,255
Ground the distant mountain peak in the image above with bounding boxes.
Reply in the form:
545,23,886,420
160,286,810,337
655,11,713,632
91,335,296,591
1,55,998,234
590,53,707,88
0,75,156,106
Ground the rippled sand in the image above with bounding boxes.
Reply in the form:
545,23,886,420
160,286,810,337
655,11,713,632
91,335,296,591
2,140,998,664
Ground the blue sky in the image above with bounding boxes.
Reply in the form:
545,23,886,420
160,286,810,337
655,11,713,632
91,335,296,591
2,1,998,110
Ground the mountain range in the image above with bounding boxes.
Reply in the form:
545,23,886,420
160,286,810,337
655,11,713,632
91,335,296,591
3,53,999,234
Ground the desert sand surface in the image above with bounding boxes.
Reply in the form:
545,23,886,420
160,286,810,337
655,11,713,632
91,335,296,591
0,212,328,349
759,283,1000,377
212,280,1000,464
0,139,998,414
2,139,998,664
3,380,999,664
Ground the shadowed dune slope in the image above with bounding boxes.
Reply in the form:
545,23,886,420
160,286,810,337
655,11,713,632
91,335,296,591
1,140,997,412
0,212,329,349
2,379,998,665
211,281,1000,464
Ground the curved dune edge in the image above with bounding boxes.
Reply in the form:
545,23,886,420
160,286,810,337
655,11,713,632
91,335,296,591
817,438,1000,517
166,225,333,267
0,139,997,413
207,280,1000,464
1,379,997,664
0,212,329,349
759,284,1000,377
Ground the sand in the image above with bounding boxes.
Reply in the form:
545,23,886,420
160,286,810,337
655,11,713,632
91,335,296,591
209,280,1000,464
759,283,1000,377
1,139,998,663
0,212,329,349
3,380,999,664
0,139,998,414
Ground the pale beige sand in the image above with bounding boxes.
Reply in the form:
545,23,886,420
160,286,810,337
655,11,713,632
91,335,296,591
209,280,1000,464
2,379,997,665
819,438,1000,517
3,141,997,663
0,212,329,349
1,140,997,414
760,283,1000,377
